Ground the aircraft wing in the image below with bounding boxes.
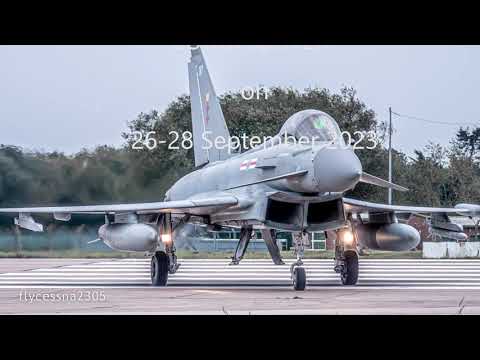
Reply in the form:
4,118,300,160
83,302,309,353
343,197,474,215
0,197,238,216
0,195,239,232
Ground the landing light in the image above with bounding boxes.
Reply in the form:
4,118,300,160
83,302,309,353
161,233,172,244
341,230,354,245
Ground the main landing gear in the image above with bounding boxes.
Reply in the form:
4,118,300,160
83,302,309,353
230,226,286,266
151,251,169,286
150,248,180,286
151,213,180,286
290,231,307,291
333,227,359,285
261,229,285,265
230,226,253,265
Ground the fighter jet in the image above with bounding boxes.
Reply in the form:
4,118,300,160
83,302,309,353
1,46,479,290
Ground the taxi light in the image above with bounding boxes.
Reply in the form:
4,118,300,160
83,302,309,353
342,230,354,245
161,233,172,244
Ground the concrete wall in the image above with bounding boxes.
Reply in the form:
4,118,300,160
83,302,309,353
423,242,480,258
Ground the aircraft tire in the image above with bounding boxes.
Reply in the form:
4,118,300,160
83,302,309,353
341,251,359,285
292,267,306,291
151,251,169,286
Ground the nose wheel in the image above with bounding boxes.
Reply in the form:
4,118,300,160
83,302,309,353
291,265,306,291
290,231,308,291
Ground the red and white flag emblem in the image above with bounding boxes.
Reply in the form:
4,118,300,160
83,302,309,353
240,158,257,171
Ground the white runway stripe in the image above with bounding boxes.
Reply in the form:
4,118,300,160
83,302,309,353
61,263,480,268
94,260,480,265
24,268,480,274
2,258,480,288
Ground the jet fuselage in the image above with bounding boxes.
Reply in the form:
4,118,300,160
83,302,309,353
165,138,362,232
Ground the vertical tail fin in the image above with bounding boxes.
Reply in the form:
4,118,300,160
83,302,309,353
188,46,231,167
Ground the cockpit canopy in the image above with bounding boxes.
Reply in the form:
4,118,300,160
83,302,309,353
279,109,344,144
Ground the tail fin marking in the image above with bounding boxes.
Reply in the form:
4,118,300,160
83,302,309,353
188,46,231,167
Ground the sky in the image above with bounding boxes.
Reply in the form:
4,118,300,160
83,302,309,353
0,45,479,156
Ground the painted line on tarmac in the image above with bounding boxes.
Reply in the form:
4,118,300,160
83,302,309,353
2,258,480,288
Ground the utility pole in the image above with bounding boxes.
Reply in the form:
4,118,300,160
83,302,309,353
388,107,392,205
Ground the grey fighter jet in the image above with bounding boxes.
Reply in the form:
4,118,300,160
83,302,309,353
1,46,479,290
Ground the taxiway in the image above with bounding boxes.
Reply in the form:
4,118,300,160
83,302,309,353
0,258,479,314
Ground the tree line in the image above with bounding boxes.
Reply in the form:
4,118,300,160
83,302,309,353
1,86,479,217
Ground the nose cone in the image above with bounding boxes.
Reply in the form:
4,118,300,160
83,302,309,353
313,148,362,193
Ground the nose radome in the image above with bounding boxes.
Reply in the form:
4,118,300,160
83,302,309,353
313,148,362,193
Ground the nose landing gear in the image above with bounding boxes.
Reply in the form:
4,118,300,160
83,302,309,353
290,231,308,291
292,266,306,291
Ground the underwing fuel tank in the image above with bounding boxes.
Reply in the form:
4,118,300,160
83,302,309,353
455,203,480,215
355,223,420,251
98,223,158,252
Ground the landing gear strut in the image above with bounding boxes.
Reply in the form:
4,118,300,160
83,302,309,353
230,225,253,265
165,242,180,274
334,227,359,286
290,231,307,291
261,229,285,265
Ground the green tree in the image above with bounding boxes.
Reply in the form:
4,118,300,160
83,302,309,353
400,143,449,207
123,86,385,199
454,127,480,160
446,139,480,204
